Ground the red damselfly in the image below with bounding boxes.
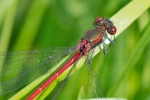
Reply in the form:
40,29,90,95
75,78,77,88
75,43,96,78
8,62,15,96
0,17,116,100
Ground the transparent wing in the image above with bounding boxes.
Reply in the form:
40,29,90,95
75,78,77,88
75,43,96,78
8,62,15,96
85,49,105,99
86,63,105,99
0,47,76,96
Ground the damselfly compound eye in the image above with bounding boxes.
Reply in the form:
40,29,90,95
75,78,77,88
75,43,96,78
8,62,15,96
95,17,104,26
107,26,117,35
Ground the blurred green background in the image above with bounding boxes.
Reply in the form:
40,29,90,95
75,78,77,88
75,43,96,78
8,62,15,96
0,0,150,100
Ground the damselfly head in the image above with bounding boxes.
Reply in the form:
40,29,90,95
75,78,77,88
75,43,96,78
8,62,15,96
95,16,117,35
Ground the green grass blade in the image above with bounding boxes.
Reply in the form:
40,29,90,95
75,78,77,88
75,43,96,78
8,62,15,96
107,21,150,96
110,0,150,37
0,0,12,26
0,0,19,52
12,0,51,50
